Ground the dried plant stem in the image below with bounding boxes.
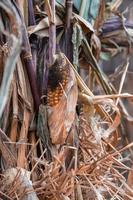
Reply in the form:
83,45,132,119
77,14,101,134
82,37,113,94
21,27,40,110
93,93,133,101
94,0,105,30
10,81,18,142
14,1,40,110
28,0,36,26
49,0,56,65
116,60,129,105
2,85,13,132
0,129,16,168
31,149,46,175
76,180,83,200
17,109,31,168
29,133,38,181
66,0,73,34
65,0,73,60
27,138,40,160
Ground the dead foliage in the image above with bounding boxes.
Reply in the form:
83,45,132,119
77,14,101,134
0,0,133,199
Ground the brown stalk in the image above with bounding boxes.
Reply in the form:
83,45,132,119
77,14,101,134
0,129,16,168
29,133,38,181
17,109,31,168
94,0,105,31
76,181,83,200
10,79,18,142
15,1,40,111
49,0,56,65
65,0,73,60
27,138,39,160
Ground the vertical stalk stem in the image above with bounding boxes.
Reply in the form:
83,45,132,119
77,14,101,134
15,1,40,111
28,0,36,26
65,0,73,60
49,0,56,65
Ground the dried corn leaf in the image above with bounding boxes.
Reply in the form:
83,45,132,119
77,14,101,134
73,13,94,34
0,44,8,85
47,53,78,144
0,0,22,118
28,15,62,37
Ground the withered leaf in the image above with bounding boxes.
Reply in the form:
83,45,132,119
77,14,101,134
47,53,78,145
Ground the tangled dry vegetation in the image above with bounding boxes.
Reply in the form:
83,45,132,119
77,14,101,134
0,0,133,199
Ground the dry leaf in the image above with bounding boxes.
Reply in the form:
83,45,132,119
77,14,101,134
28,15,62,37
47,53,78,144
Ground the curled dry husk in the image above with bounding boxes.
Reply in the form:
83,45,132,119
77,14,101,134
47,53,78,144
